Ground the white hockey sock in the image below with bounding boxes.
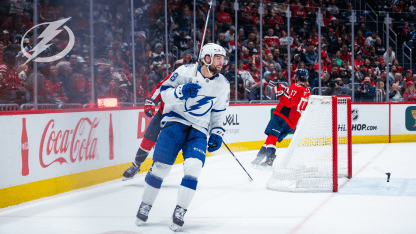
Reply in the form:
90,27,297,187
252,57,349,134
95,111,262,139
176,158,202,209
142,182,160,206
177,177,197,209
142,162,172,205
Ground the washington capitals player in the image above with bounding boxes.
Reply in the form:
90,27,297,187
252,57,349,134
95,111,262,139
252,69,310,169
122,75,171,180
135,43,229,231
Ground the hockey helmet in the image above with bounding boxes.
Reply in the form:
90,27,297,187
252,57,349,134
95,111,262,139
295,69,309,82
199,43,226,65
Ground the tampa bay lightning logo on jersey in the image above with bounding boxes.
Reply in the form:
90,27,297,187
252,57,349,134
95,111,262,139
184,95,215,117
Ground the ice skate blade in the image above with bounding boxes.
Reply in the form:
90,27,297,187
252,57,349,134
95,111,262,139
122,176,134,181
169,223,180,232
135,218,145,226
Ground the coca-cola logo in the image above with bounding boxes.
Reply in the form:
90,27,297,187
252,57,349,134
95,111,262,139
39,118,100,168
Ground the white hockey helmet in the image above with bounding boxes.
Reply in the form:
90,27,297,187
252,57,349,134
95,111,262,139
199,43,226,65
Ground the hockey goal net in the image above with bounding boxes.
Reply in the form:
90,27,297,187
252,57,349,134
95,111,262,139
267,95,352,192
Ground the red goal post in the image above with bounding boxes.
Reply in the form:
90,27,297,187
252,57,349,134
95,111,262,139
267,95,352,193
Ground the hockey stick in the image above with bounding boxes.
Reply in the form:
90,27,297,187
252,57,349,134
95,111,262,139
223,141,253,182
374,166,391,182
193,0,213,77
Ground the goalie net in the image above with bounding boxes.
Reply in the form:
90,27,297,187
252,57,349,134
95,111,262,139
266,95,352,192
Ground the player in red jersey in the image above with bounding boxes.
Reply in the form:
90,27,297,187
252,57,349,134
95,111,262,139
252,69,311,169
122,74,171,180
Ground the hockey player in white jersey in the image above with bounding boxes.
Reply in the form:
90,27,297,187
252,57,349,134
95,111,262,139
135,43,230,231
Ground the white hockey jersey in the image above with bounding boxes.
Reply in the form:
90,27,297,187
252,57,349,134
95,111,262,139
160,64,230,135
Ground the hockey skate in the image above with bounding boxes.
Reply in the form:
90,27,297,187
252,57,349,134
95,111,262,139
251,146,267,168
259,148,276,170
122,162,140,181
135,202,152,226
169,205,187,231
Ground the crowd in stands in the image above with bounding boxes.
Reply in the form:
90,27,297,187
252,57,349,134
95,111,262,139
1,0,416,108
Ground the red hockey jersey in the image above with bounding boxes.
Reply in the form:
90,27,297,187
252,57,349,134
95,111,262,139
149,74,172,114
273,83,310,129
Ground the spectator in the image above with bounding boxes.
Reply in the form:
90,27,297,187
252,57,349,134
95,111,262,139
264,28,280,48
243,33,257,47
237,60,254,85
389,83,403,101
311,73,330,90
375,79,387,101
224,26,235,42
336,77,352,94
325,28,337,55
388,65,398,82
245,41,258,56
366,31,378,47
217,5,232,33
328,64,340,79
305,45,318,64
323,78,349,96
404,70,413,83
153,43,165,63
69,73,88,104
374,37,386,56
263,52,281,71
394,73,404,91
404,81,416,101
356,76,376,101
340,44,352,64
383,46,395,64
56,61,76,102
307,29,319,47
392,59,403,74
354,65,366,83
0,51,24,104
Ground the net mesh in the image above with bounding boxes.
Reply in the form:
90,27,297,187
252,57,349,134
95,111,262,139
266,96,350,192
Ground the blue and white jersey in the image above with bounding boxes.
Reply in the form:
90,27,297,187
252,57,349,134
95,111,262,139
160,64,230,135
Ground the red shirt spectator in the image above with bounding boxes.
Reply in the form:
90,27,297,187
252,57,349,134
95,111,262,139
404,81,416,101
308,32,319,46
354,59,364,71
264,36,280,47
340,51,352,64
217,7,233,23
294,7,306,18
314,63,327,73
305,1,317,12
404,70,413,83
0,64,21,90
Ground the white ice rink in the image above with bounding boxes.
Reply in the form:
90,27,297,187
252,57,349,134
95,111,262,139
0,143,415,234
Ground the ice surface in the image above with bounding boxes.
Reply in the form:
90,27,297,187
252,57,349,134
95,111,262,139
0,143,415,234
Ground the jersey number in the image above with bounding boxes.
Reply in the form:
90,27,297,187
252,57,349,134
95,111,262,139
290,90,297,97
170,73,178,81
296,97,308,113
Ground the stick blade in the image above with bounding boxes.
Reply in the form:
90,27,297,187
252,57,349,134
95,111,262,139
374,166,388,174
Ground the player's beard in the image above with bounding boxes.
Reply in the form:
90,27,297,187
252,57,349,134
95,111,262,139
208,63,222,75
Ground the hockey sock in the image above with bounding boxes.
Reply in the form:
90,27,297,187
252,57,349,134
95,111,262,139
134,148,149,166
264,135,278,147
134,138,156,165
177,158,202,209
177,176,198,209
142,162,172,205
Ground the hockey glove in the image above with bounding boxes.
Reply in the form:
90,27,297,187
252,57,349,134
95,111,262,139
208,128,225,153
144,99,156,118
176,83,202,99
274,83,288,97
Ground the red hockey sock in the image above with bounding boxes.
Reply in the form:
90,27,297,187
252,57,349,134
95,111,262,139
140,138,156,152
264,135,277,147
